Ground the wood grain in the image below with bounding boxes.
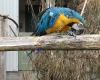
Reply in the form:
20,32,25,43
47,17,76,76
0,34,100,51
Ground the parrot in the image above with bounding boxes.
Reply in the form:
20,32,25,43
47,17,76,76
33,7,85,36
33,7,84,36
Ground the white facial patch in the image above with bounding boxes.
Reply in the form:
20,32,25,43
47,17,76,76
72,22,83,30
72,24,80,30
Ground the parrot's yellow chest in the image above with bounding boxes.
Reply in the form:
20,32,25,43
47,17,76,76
46,13,80,33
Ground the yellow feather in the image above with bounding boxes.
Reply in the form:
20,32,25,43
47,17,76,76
46,13,80,33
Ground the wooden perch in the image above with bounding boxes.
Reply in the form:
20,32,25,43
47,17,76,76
0,34,100,51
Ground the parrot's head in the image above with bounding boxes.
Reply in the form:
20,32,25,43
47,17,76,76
65,17,85,36
71,22,84,35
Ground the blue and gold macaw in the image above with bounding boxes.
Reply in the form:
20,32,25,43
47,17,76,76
34,7,84,36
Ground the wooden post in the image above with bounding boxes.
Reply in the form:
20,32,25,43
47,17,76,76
0,17,6,80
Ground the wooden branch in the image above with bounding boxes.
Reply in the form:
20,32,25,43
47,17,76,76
0,34,100,51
